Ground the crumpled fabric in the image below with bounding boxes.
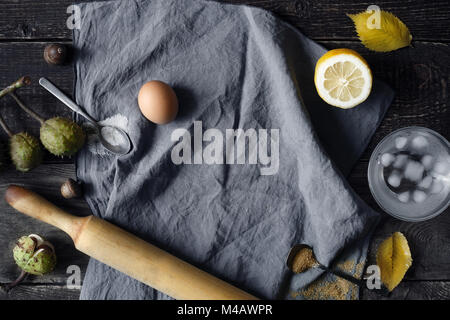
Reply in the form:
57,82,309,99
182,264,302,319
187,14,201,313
73,0,394,300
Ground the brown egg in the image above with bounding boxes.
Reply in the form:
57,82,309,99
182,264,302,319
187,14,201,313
138,80,178,124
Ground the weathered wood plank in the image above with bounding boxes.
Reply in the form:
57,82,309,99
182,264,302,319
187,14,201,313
0,284,81,300
367,214,450,281
0,163,90,284
0,0,75,40
0,42,74,164
362,281,450,300
0,42,74,134
0,163,88,209
1,0,449,42
224,0,450,42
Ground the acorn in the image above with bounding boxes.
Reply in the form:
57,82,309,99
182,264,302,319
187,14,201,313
61,178,83,199
43,44,67,65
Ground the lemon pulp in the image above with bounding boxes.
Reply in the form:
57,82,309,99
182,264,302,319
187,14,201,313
323,61,365,102
314,48,372,109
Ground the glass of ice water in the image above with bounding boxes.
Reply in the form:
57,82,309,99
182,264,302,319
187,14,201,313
368,127,450,221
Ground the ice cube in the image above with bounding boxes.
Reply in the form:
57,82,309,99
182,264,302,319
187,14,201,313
421,154,434,170
404,160,425,182
430,180,444,194
413,190,427,203
418,175,433,189
393,154,408,169
380,153,395,167
395,136,408,149
387,171,402,188
411,135,428,149
398,191,410,203
434,161,450,175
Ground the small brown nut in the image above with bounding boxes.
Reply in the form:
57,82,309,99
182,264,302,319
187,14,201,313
44,44,67,65
61,178,82,199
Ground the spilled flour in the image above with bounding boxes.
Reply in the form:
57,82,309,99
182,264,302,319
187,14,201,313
84,113,129,156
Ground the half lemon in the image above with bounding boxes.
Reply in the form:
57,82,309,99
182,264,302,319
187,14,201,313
314,48,372,109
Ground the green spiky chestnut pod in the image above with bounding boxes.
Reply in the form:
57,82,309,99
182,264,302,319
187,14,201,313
40,117,86,156
13,235,56,276
9,132,43,172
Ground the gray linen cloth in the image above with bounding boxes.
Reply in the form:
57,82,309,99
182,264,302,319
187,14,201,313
73,0,394,299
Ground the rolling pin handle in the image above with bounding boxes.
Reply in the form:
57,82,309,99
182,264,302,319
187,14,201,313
4,185,83,240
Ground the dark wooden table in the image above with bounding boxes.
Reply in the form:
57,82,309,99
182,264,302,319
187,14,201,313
0,0,449,300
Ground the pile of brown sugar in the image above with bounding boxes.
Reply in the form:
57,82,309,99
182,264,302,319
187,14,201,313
291,247,319,273
291,259,365,300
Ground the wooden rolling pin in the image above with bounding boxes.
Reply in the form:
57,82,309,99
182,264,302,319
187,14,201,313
5,185,258,300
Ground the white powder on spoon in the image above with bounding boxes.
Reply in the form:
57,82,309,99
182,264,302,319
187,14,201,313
84,113,129,156
101,126,127,147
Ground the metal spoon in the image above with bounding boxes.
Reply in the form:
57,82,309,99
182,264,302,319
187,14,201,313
39,77,132,155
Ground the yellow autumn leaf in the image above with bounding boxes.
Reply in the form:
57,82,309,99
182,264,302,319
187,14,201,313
376,232,412,291
347,10,412,52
